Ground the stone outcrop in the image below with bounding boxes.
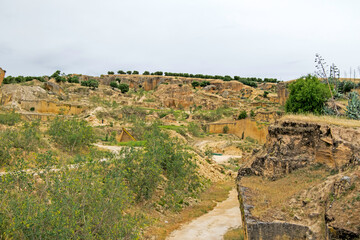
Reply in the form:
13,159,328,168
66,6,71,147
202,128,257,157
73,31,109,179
277,82,289,105
207,119,269,144
237,120,360,239
239,120,360,179
0,68,5,86
44,81,65,96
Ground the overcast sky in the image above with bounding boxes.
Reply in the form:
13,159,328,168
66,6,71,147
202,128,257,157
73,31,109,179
1,0,359,80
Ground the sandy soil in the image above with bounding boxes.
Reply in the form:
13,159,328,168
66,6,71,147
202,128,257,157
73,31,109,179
212,155,242,164
166,188,242,240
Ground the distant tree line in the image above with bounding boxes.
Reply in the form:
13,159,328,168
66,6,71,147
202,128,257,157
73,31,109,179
109,70,279,88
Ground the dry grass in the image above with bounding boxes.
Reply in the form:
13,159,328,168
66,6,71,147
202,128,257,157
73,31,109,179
143,181,234,239
280,113,360,128
240,165,330,219
223,227,245,240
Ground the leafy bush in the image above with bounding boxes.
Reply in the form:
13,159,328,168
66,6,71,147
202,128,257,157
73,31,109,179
119,83,129,93
117,70,126,74
338,80,356,94
121,124,202,207
0,159,143,239
0,111,21,126
48,117,96,152
126,71,132,75
250,110,255,118
132,71,139,75
238,110,247,120
285,75,331,114
200,81,210,87
192,81,200,88
81,79,99,90
143,71,150,75
346,92,360,119
263,91,269,98
223,125,229,134
0,122,42,166
110,81,118,89
67,75,79,83
187,122,202,137
108,71,114,75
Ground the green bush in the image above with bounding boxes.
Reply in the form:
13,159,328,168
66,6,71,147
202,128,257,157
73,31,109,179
285,75,331,114
118,83,129,93
143,71,150,75
0,159,143,239
0,111,21,126
81,79,99,90
223,125,229,134
346,92,360,119
108,71,114,75
132,71,139,75
250,110,255,118
0,122,42,166
117,70,126,74
126,71,132,75
187,122,202,137
110,81,118,89
263,91,269,98
48,117,96,152
200,81,210,87
192,81,200,89
238,110,247,120
67,75,79,83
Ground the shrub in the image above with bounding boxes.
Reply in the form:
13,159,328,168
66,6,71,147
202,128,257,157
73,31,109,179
117,70,126,74
143,71,150,75
263,91,269,98
81,79,99,90
118,83,129,93
285,75,331,114
200,81,210,87
0,158,143,239
0,111,21,126
223,125,229,134
110,81,118,89
48,117,96,152
67,75,79,83
250,110,255,118
108,71,114,75
126,71,132,75
238,110,247,120
51,70,61,78
192,81,200,89
187,122,202,137
346,92,360,120
132,71,139,75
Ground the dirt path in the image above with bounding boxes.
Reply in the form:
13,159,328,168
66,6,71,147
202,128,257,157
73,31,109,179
167,188,242,240
212,155,242,164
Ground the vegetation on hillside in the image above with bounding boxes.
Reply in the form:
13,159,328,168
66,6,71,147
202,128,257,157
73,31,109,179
285,75,331,114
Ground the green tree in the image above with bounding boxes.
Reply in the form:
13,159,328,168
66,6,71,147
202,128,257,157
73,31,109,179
285,75,331,114
126,71,132,75
108,71,114,75
143,71,150,75
132,71,139,75
117,70,126,74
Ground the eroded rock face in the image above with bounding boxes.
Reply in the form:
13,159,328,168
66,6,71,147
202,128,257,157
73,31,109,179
239,120,360,179
277,82,289,105
0,68,5,86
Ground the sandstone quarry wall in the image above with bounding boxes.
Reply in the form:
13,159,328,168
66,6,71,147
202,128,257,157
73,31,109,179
21,100,86,115
207,119,268,144
238,120,360,179
0,68,5,86
277,82,289,105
